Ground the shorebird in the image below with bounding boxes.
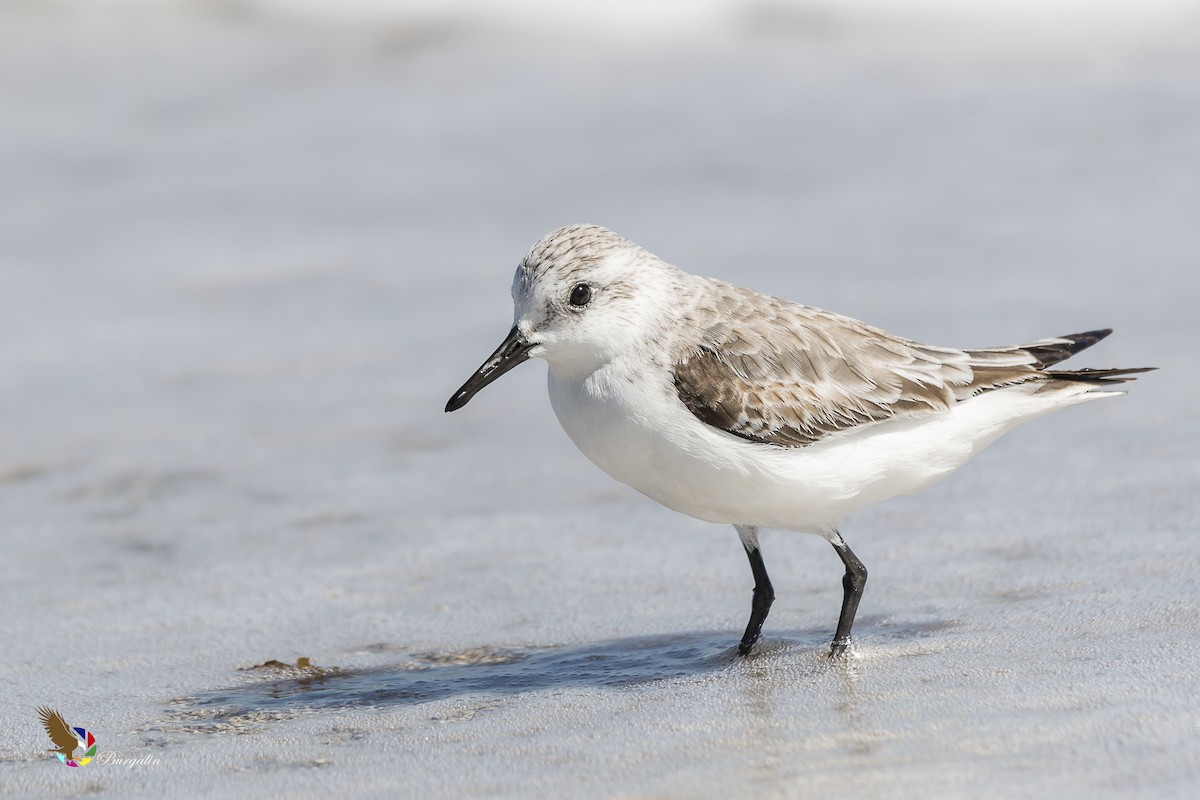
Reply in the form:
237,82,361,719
445,224,1150,657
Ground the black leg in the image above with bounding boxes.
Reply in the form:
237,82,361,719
735,525,774,656
829,533,868,658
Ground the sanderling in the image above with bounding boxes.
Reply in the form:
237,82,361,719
445,224,1151,657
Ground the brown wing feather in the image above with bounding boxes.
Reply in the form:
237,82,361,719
38,707,79,754
671,284,1093,448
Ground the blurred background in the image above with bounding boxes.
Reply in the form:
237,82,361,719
3,0,1196,506
2,1,1198,797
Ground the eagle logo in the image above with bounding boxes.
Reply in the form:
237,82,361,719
37,707,97,767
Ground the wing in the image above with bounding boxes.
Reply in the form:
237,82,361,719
38,706,78,752
672,284,1087,448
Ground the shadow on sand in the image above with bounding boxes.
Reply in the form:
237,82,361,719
173,618,952,723
178,631,820,719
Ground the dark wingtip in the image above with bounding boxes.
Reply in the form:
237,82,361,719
1058,328,1113,352
1070,328,1112,343
445,392,468,413
1029,328,1116,368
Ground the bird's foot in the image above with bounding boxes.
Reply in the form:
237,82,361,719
829,637,851,659
737,636,758,657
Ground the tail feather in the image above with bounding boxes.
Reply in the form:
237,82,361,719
1045,366,1156,385
965,328,1153,396
1035,329,1156,386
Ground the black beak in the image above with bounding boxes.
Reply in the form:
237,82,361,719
445,326,535,412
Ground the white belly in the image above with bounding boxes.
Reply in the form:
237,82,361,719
547,361,1111,535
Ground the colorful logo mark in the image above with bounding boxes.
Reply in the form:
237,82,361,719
37,707,97,767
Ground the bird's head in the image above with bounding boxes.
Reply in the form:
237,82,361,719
446,224,683,412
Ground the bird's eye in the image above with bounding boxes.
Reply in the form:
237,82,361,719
568,283,593,307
